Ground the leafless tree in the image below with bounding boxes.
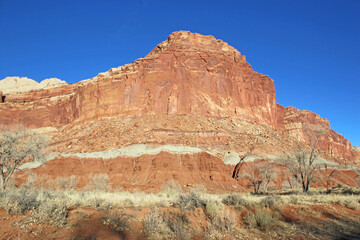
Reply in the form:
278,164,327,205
0,125,48,190
262,164,278,193
282,123,328,193
240,160,276,194
323,164,339,193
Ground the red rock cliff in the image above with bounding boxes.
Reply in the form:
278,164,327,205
0,31,278,128
277,105,353,162
0,31,355,162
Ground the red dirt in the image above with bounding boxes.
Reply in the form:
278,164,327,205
16,151,242,193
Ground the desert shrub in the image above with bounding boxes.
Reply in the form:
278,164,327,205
5,188,40,214
209,209,237,234
143,208,171,238
85,174,110,191
205,222,224,240
259,196,281,209
56,175,78,190
161,180,182,197
222,194,248,209
143,209,191,240
88,197,112,211
101,214,131,232
205,209,237,239
338,200,359,210
205,200,223,219
289,196,299,205
244,208,279,230
342,187,360,195
29,200,68,227
164,212,191,240
177,192,204,211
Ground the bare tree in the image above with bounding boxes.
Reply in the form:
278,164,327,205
0,126,48,190
240,160,276,194
282,156,300,190
282,123,328,193
262,164,277,193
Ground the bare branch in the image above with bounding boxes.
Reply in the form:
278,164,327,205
0,125,48,190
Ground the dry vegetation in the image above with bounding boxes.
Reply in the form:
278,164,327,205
1,126,360,239
0,176,359,239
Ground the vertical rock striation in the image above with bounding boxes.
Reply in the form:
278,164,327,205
0,31,355,162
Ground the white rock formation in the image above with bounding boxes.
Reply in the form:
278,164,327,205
0,77,67,94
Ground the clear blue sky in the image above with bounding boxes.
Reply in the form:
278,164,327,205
1,0,359,146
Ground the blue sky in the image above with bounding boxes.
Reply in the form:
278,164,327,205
0,0,359,146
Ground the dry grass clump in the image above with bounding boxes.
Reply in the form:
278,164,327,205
289,196,299,204
28,200,68,228
161,180,182,197
327,186,360,195
244,208,279,231
0,188,68,227
101,214,131,232
143,208,191,240
55,175,78,190
259,196,281,209
206,209,237,235
204,199,237,238
222,194,248,209
205,200,224,218
63,190,172,208
165,212,191,240
85,174,110,191
336,199,359,210
143,208,170,238
3,188,40,215
177,192,204,211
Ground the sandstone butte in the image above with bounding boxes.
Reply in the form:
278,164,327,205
0,31,358,192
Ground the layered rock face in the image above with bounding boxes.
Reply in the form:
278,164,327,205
16,152,240,192
0,31,355,163
0,31,277,128
277,105,353,162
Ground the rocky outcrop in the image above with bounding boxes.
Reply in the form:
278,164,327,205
16,151,241,192
0,77,67,94
0,31,277,128
352,147,360,165
0,31,355,164
277,105,353,162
